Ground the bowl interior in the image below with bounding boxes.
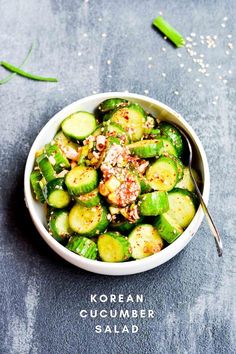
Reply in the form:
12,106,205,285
24,92,209,275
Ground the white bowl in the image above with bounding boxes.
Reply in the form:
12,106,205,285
24,92,210,276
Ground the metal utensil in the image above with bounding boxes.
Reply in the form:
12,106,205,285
172,123,223,257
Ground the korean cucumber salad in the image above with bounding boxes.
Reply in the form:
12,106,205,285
30,98,201,262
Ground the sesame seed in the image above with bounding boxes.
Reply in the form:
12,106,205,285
218,75,223,80
225,50,230,55
223,16,228,21
148,56,152,61
186,36,192,42
200,35,204,40
228,70,232,74
191,32,196,37
212,101,217,105
162,47,166,52
92,90,97,94
144,89,149,94
196,78,200,82
163,36,167,40
177,53,182,58
187,68,192,72
227,34,232,39
98,17,102,22
78,52,82,56
205,73,210,77
159,11,163,15
83,33,88,37
174,90,179,95
148,64,152,69
200,54,204,58
200,40,205,45
214,96,219,100
221,23,226,28
198,84,202,88
162,72,166,77
228,43,234,49
217,65,222,69
180,63,184,68
89,65,94,69
102,33,107,37
107,59,112,65
223,79,228,84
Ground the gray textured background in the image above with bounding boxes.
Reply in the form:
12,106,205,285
0,1,236,353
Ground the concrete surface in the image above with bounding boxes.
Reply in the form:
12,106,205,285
0,0,235,353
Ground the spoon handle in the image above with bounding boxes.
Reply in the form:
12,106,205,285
189,168,223,257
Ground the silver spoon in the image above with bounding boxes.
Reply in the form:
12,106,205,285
172,123,223,257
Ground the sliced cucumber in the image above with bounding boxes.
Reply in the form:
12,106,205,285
110,103,146,141
97,232,131,262
154,213,183,243
61,111,97,140
139,191,169,216
166,154,184,182
36,153,56,182
146,156,178,191
139,175,152,193
110,217,144,234
69,203,109,237
167,188,197,228
143,116,155,134
128,139,163,158
30,170,45,203
128,224,164,259
65,166,98,195
149,128,161,137
158,137,178,157
176,167,201,192
92,124,103,137
75,188,100,207
44,178,71,208
159,122,183,156
66,236,97,259
98,98,128,113
45,143,70,172
77,145,90,165
48,209,71,242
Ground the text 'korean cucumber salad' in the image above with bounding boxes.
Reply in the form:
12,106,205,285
30,98,201,262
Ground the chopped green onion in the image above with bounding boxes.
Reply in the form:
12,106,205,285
0,61,58,82
0,43,34,85
152,16,185,48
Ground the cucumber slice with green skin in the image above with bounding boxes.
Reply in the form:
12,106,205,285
75,188,100,207
61,111,97,140
97,232,131,262
128,139,163,158
143,116,156,135
69,203,109,237
149,128,161,137
138,191,169,216
92,124,104,137
65,166,98,196
154,213,183,243
167,188,197,228
158,137,178,157
66,236,97,259
159,122,183,156
165,154,184,182
36,153,56,182
128,224,164,259
104,122,130,143
44,178,71,208
45,143,70,172
54,130,79,160
30,170,45,203
48,209,71,242
146,156,178,191
98,98,129,113
110,103,146,142
176,167,201,192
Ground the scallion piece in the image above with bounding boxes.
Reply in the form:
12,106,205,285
0,43,34,85
0,61,58,82
152,16,185,48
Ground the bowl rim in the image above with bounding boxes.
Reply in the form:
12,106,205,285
24,92,210,275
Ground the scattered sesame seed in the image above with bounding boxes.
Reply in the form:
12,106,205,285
174,90,179,95
200,54,204,58
162,47,166,52
180,63,184,68
187,68,192,72
225,50,230,55
159,11,163,15
186,36,192,42
205,64,209,68
227,34,232,39
196,78,200,82
198,84,202,88
148,64,152,69
213,35,218,40
228,70,232,74
83,33,88,37
144,89,149,94
162,72,166,77
223,16,228,21
200,35,204,40
191,32,196,37
205,73,210,77
192,42,197,46
78,52,82,56
228,43,234,49
223,79,228,84
92,90,97,94
102,33,107,37
163,36,167,40
212,101,217,105
89,65,94,69
218,75,223,80
221,23,226,28
217,65,222,69
148,56,152,61
107,59,112,65
177,53,182,58
200,40,205,45
108,74,112,78
215,96,219,100
98,17,102,22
